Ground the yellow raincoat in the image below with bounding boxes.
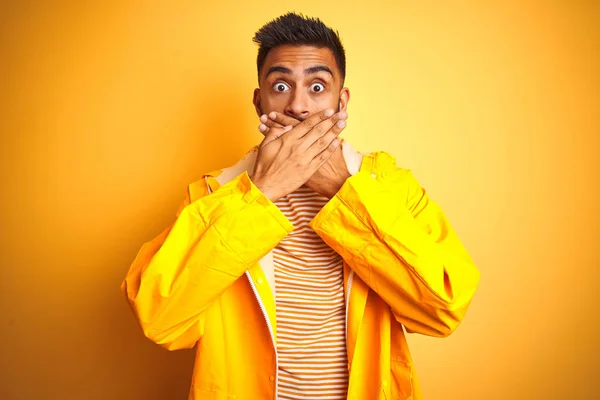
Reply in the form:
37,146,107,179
122,142,480,400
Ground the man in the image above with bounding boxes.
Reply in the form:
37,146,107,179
122,12,480,400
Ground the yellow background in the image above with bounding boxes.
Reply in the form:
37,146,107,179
1,1,598,399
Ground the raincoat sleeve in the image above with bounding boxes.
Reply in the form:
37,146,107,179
309,154,480,337
121,172,293,350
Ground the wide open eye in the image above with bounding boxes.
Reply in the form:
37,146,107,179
310,83,325,93
273,82,290,92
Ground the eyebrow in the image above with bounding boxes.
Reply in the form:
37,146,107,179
265,65,334,79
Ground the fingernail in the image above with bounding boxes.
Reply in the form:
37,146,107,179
259,124,267,132
338,111,348,119
324,109,334,117
337,120,346,128
269,112,277,119
260,115,268,123
332,139,340,147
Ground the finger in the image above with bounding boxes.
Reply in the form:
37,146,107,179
260,114,284,129
286,108,337,139
267,112,301,128
265,120,284,129
260,125,292,148
310,136,342,170
301,110,347,144
260,114,283,130
259,121,290,134
306,118,346,161
258,123,269,134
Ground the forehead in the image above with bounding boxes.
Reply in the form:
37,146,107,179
261,45,339,78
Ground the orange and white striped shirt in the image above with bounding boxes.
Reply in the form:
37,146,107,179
274,185,349,400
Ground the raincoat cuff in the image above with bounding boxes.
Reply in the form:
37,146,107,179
237,172,294,233
310,171,387,234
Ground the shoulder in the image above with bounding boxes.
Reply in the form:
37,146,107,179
360,150,414,178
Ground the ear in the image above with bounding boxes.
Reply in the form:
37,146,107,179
253,88,262,117
338,87,350,111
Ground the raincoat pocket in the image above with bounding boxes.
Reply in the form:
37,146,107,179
386,357,414,400
190,384,237,400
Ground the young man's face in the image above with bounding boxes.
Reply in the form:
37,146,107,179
253,45,350,123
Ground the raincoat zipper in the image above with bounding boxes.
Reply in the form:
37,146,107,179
245,271,279,400
345,270,354,370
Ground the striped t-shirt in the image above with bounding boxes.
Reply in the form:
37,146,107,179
273,185,349,400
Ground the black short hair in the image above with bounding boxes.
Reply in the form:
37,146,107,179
253,12,346,82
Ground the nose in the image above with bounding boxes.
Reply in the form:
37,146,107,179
284,89,310,120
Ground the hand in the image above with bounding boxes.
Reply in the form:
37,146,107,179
260,111,351,199
251,109,348,202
